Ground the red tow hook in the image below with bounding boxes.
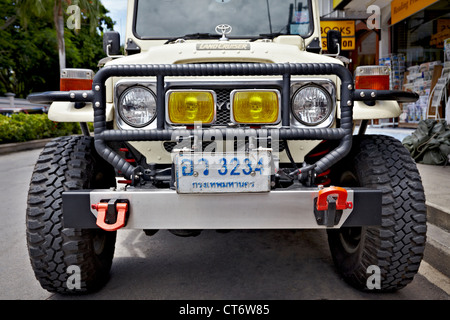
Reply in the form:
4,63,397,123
316,186,353,211
314,186,353,227
92,200,129,231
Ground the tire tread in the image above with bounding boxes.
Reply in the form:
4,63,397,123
26,136,116,294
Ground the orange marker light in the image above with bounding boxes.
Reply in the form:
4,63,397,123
354,66,390,90
60,68,94,91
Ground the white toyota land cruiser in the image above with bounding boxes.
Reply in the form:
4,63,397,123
27,0,426,294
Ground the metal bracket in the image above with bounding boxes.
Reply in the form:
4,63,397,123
314,197,342,227
126,38,141,55
306,37,321,53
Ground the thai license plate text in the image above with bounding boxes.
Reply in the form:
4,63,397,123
174,151,272,193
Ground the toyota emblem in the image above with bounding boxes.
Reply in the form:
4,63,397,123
215,24,232,40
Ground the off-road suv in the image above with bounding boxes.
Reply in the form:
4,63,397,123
27,0,426,294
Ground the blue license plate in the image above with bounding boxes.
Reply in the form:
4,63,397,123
174,151,272,193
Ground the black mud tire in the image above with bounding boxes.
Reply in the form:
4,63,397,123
327,135,427,291
26,136,117,294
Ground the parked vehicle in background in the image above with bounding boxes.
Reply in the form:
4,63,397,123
0,94,47,115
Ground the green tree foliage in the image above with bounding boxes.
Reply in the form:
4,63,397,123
0,0,115,98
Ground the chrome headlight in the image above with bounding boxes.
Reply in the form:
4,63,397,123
291,84,332,126
118,86,157,127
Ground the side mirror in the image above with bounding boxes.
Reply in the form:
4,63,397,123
103,31,121,56
326,30,342,55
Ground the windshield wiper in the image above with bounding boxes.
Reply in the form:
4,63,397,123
164,33,221,44
249,32,284,42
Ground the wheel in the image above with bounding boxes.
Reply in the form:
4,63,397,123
327,135,427,291
26,136,117,294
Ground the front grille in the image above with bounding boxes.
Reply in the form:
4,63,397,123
214,89,231,125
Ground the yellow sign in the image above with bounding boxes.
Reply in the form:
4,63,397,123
437,19,450,33
320,20,355,51
391,0,439,25
322,38,355,51
431,29,450,48
320,20,355,38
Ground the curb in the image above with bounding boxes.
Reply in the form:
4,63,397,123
0,138,54,155
427,202,450,232
424,223,450,279
424,203,450,279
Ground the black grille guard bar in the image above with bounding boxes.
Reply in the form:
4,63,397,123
28,63,419,182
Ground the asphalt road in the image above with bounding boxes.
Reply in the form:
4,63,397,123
1,147,449,301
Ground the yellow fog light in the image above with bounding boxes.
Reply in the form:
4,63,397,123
231,90,281,124
167,90,215,124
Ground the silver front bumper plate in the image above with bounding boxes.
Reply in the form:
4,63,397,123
62,187,381,230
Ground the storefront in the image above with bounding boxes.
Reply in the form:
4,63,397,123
319,0,450,125
390,0,450,125
391,0,449,66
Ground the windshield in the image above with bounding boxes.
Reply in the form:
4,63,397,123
134,0,313,39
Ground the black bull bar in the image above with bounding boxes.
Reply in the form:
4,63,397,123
28,63,418,182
